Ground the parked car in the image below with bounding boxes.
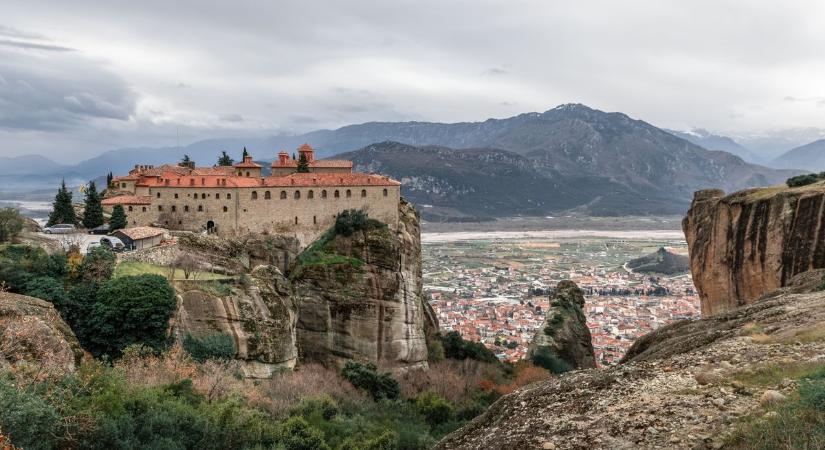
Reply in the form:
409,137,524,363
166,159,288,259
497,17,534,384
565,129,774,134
100,236,126,252
43,224,77,234
86,241,101,252
89,224,110,235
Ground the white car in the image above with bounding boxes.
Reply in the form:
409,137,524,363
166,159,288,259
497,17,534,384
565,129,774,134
86,241,102,252
43,224,77,234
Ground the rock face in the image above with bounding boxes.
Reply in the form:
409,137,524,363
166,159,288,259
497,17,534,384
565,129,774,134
684,183,825,316
437,275,825,450
528,281,596,370
626,247,689,275
0,292,85,378
174,265,298,378
293,199,429,370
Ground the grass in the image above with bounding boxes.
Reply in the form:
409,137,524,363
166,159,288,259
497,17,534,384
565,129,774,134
742,322,825,345
114,261,231,281
725,364,825,450
731,361,824,388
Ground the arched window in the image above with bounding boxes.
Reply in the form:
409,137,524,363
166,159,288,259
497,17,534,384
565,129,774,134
251,191,258,200
321,190,327,198
174,193,179,199
361,189,367,197
280,191,287,199
334,190,340,198
264,191,271,199
171,205,177,212
184,205,189,212
223,206,228,212
201,193,206,199
198,205,203,212
156,192,161,198
192,193,196,198
227,193,231,199
128,206,133,212
142,207,147,212
346,189,352,198
216,193,220,199
158,205,163,211
294,190,301,199
308,190,314,199
383,188,388,197
246,171,250,177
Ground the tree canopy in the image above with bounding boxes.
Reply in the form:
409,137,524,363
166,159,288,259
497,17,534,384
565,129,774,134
217,151,234,166
109,204,127,231
82,181,104,229
47,180,77,227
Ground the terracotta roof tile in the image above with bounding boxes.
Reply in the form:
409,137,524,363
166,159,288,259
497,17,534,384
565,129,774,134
113,226,166,240
101,195,153,205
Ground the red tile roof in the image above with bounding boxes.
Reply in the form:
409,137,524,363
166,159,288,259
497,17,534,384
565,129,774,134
112,226,165,240
133,172,398,188
271,159,353,168
101,195,153,205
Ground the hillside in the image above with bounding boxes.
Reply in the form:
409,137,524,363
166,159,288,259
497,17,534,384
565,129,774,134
666,129,761,163
772,139,825,170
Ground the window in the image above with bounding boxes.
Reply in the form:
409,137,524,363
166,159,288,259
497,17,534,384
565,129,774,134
156,192,161,198
184,205,189,212
178,220,182,225
251,191,258,200
216,193,220,199
308,190,314,199
313,215,317,224
192,192,196,198
201,193,206,199
198,205,203,212
361,189,367,198
246,171,250,177
334,190,340,198
171,205,176,212
223,206,228,212
128,206,133,212
121,182,126,188
174,193,179,199
264,191,271,199
280,191,287,199
294,217,298,225
346,189,352,198
142,207,147,212
321,190,327,198
158,205,163,211
383,188,388,197
294,190,301,199
227,193,231,199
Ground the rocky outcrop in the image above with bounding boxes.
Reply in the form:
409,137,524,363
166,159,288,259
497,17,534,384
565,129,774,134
684,183,825,316
292,200,429,371
626,247,689,275
437,276,825,450
176,232,301,275
0,292,85,378
173,265,298,378
528,281,596,370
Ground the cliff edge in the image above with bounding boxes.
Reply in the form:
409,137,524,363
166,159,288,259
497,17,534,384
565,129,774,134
684,182,825,316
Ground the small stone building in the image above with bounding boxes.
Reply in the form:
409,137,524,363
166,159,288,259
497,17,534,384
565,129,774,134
110,226,166,251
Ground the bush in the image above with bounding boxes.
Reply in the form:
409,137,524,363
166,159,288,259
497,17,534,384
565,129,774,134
280,416,329,450
23,276,66,305
88,274,177,357
182,333,236,362
530,346,572,374
0,208,24,243
412,391,454,428
787,173,825,188
0,378,60,450
334,209,386,237
439,331,498,363
341,361,400,401
77,246,116,282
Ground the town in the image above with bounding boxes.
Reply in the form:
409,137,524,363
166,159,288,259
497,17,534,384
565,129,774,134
422,234,700,365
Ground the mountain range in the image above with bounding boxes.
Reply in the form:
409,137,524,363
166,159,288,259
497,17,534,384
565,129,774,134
771,139,825,171
0,104,802,217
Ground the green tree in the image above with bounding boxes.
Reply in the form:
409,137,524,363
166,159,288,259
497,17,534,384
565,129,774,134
47,180,77,227
23,276,66,305
106,171,113,189
109,205,128,231
217,151,234,166
182,332,236,362
242,147,249,159
78,246,116,282
530,346,571,374
180,154,195,169
296,152,310,173
413,392,454,428
279,416,329,450
82,181,104,229
88,274,177,357
0,207,24,242
341,361,400,401
440,331,498,363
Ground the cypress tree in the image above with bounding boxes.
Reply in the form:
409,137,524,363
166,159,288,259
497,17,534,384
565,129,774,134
106,172,113,189
82,181,104,229
297,152,310,173
180,154,195,169
47,180,77,226
242,147,249,159
217,151,233,166
109,205,127,231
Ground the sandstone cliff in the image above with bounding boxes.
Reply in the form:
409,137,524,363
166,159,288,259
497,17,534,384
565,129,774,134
0,292,85,378
528,281,596,370
173,265,298,378
437,273,825,449
292,200,429,370
684,182,825,316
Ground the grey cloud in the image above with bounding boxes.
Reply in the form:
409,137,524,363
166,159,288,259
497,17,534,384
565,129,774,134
220,113,244,122
0,39,74,52
482,68,508,76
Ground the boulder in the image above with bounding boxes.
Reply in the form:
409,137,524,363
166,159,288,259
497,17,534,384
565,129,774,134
528,280,597,370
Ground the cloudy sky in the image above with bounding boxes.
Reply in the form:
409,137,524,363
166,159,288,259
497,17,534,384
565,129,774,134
2,0,824,162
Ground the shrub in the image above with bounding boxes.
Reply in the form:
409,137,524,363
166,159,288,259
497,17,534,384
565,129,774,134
530,346,572,374
787,173,825,188
341,361,400,401
78,246,116,282
279,416,329,450
439,331,498,363
412,391,454,428
0,208,24,243
88,274,176,357
0,378,60,450
182,333,236,362
23,276,66,305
